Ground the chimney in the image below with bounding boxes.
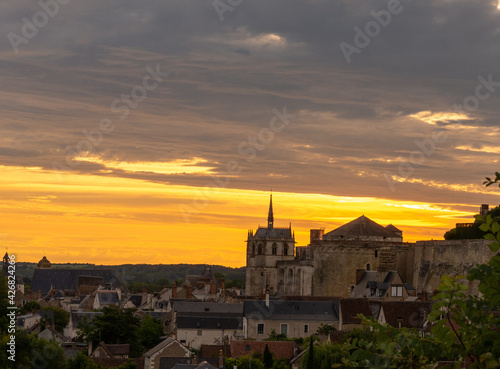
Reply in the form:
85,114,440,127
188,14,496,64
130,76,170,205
116,287,121,301
310,228,325,243
265,290,270,308
187,286,193,299
210,282,216,295
480,204,489,217
197,281,204,290
218,349,224,369
172,282,177,298
355,269,365,285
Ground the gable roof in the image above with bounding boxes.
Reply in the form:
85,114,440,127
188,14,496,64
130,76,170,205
231,341,295,360
350,271,398,298
173,361,218,369
144,338,191,359
97,291,120,305
96,342,130,357
244,300,339,321
340,298,373,324
323,216,397,240
380,301,431,329
32,268,126,294
385,224,402,233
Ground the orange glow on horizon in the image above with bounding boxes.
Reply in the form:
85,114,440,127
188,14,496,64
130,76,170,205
0,165,484,267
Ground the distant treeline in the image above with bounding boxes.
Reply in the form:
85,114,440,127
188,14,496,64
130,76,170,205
13,262,246,293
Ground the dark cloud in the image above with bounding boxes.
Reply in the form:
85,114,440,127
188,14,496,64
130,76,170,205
0,0,499,206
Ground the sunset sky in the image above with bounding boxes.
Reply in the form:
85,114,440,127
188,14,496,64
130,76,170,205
1,0,500,267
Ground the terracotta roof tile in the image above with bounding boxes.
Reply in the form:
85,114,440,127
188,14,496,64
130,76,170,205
230,341,295,360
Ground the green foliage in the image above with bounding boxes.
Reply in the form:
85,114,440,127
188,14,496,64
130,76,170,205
306,336,315,369
0,330,66,369
225,278,245,289
19,300,41,315
271,359,288,369
117,361,139,369
40,306,70,332
443,205,500,240
127,281,165,294
266,329,288,341
483,172,500,187
137,315,164,350
263,344,273,369
77,305,143,357
316,323,336,335
66,352,105,369
226,355,265,369
300,341,348,369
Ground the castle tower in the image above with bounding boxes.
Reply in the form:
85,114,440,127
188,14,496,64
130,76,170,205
245,195,295,296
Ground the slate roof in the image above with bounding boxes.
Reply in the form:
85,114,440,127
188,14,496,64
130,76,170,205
253,227,293,239
243,300,339,321
231,341,295,360
97,291,120,305
350,271,398,298
323,215,397,240
160,357,192,369
177,316,243,330
144,338,176,358
32,268,126,294
126,294,144,308
385,224,402,233
78,275,105,286
173,301,243,315
172,361,217,369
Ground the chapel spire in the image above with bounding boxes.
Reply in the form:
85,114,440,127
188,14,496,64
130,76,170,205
267,193,274,229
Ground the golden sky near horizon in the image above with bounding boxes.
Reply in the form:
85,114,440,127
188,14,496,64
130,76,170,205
0,164,492,267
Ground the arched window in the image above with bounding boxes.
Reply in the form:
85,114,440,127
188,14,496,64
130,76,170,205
251,243,255,255
258,244,263,255
272,243,277,255
366,263,371,271
283,243,289,256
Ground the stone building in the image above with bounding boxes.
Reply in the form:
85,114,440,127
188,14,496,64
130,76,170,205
245,197,408,298
245,195,313,297
245,198,495,299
